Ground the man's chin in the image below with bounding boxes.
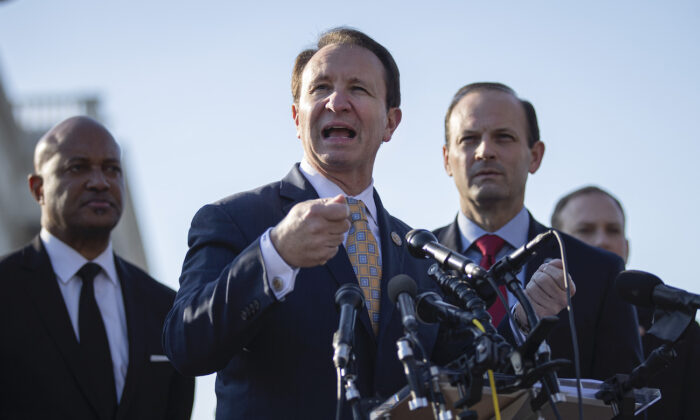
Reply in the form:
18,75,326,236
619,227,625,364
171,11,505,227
72,217,120,236
470,186,509,206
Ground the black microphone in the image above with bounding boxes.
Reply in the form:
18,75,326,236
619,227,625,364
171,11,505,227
405,229,486,279
615,270,700,313
427,263,497,309
333,283,365,369
488,230,554,279
415,291,477,326
387,274,419,333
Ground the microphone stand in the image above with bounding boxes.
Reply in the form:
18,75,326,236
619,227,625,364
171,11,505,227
407,230,568,416
596,307,694,419
595,343,677,419
486,264,564,414
337,358,364,420
396,334,429,411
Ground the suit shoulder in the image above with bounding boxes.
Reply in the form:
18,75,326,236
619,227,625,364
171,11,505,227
0,247,24,267
432,224,450,238
557,230,625,269
117,257,176,299
386,212,413,234
190,180,283,224
0,244,33,274
212,180,283,208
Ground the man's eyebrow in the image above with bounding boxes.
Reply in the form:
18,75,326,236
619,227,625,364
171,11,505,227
348,77,367,84
456,129,480,137
493,127,518,133
64,156,89,164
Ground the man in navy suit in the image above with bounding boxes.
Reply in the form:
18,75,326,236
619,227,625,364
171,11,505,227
0,116,194,419
434,82,643,380
163,28,468,419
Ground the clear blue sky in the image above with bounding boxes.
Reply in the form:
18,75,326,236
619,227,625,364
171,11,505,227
2,1,698,418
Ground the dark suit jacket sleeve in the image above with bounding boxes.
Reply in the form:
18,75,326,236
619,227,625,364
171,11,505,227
163,202,278,376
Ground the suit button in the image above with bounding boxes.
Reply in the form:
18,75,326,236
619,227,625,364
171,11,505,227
240,310,249,321
271,277,283,292
252,299,260,310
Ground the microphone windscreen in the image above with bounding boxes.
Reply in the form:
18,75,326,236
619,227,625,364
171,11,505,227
615,270,663,307
387,274,418,304
405,229,438,258
335,283,365,309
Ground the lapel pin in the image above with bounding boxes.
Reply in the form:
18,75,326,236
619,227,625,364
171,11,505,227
391,232,402,246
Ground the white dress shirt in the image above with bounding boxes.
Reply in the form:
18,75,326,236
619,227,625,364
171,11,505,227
40,229,129,401
260,158,381,299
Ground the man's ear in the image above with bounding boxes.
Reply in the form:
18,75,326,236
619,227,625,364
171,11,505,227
382,107,402,142
292,104,301,139
28,174,44,204
442,144,453,177
528,141,545,174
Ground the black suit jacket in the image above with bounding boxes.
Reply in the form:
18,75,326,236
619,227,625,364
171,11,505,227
163,165,465,419
0,237,194,420
434,214,644,380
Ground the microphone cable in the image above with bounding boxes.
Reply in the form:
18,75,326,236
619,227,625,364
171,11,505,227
552,230,582,420
481,274,524,346
335,367,344,420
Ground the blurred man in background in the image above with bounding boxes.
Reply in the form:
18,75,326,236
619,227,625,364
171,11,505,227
552,185,700,419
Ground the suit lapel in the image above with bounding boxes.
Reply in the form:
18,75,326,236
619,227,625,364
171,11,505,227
20,237,103,417
279,164,319,214
438,216,463,251
373,191,406,343
114,257,146,419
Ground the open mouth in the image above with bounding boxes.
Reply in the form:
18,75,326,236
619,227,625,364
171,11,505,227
322,126,356,139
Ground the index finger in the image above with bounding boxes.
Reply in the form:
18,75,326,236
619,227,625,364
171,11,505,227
318,200,350,222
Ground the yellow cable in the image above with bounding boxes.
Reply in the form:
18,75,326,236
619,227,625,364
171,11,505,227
472,319,501,420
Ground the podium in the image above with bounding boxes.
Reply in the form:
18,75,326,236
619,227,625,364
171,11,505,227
369,378,660,419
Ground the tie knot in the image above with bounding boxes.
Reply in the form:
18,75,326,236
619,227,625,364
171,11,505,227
77,262,102,284
474,234,505,257
346,197,368,223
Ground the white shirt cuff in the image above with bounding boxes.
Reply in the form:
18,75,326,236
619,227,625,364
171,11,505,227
260,228,299,300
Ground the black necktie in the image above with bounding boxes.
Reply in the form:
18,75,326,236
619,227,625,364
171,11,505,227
78,262,117,418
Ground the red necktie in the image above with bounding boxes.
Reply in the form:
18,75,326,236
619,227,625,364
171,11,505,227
474,235,507,326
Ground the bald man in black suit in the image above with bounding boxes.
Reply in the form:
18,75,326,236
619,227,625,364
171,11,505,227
0,116,194,419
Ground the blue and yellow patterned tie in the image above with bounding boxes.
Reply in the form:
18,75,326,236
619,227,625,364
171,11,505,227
345,197,382,334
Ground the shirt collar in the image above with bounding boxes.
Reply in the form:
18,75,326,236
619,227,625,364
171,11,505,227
456,207,530,251
299,158,378,225
40,228,119,286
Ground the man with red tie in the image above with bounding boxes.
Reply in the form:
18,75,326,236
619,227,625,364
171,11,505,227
434,82,643,380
